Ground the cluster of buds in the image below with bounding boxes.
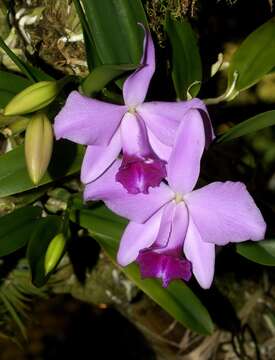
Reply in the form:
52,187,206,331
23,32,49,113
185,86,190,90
3,80,65,185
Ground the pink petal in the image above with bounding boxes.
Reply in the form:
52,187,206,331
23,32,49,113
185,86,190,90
137,98,208,146
185,181,266,245
117,210,163,266
123,25,155,108
54,91,126,145
167,109,205,195
80,129,121,184
116,113,166,194
147,128,172,161
84,160,174,223
183,215,215,289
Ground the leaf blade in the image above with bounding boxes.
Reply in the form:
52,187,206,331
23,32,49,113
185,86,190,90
236,240,275,266
228,17,275,94
165,16,202,99
0,206,42,257
218,110,275,143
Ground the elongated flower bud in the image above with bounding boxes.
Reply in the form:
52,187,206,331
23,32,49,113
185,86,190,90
3,81,59,116
44,233,66,275
25,112,53,185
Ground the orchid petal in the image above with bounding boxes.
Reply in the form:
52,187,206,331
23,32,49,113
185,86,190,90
117,210,163,266
147,128,172,161
167,109,205,195
137,98,209,146
54,91,126,145
185,181,266,245
123,25,155,108
183,215,215,289
84,160,174,223
80,130,121,184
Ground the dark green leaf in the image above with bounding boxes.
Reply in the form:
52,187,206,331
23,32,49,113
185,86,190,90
165,16,202,99
0,141,84,197
72,0,100,70
0,70,32,107
70,202,214,335
236,240,275,266
27,216,62,287
0,206,41,257
218,110,275,143
228,17,275,95
81,0,148,65
81,64,138,96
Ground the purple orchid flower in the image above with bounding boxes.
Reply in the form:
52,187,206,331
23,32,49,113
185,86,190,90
54,25,212,194
84,108,266,289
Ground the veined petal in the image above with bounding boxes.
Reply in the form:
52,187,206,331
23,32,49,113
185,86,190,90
167,109,205,195
54,91,126,145
117,210,162,266
80,130,121,184
117,113,167,194
137,98,209,146
84,160,174,223
183,215,215,289
123,25,155,108
185,181,266,245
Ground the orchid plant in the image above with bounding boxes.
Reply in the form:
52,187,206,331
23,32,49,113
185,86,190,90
0,0,274,341
54,27,266,290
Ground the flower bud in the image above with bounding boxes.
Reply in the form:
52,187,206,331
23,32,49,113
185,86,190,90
3,81,59,116
9,117,30,135
44,233,66,275
25,112,53,185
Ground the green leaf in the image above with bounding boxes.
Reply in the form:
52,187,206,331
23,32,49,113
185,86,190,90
218,110,275,143
72,0,100,70
81,64,138,96
0,206,42,257
228,17,275,95
236,240,275,266
0,141,84,197
0,70,32,107
27,216,62,287
70,202,214,335
81,0,148,65
165,16,202,99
